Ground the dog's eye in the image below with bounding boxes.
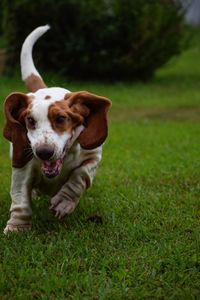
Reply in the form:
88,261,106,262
55,116,67,124
27,117,36,127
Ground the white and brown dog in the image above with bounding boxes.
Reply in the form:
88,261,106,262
3,25,111,233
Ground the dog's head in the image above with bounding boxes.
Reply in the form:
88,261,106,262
3,88,111,178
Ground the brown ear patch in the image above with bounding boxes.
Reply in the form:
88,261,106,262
3,92,33,168
64,91,112,149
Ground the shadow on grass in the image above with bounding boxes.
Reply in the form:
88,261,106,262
31,195,104,235
154,73,200,88
110,106,200,122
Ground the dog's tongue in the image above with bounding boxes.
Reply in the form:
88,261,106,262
41,159,63,178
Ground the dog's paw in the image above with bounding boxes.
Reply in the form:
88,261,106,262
4,223,31,234
50,197,76,219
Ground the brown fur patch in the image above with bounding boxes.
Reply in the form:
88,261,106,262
24,73,46,93
3,92,33,167
64,91,112,149
48,100,84,134
44,95,51,100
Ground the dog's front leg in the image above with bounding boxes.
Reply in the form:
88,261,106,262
50,158,99,218
4,163,33,233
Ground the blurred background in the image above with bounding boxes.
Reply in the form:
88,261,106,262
0,2,200,298
0,0,199,80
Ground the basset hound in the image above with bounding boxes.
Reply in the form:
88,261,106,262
3,25,111,233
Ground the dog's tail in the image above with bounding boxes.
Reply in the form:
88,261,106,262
20,25,50,93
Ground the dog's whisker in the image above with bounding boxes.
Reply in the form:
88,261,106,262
24,146,33,151
25,153,33,159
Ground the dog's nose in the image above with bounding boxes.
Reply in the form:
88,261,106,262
36,146,54,161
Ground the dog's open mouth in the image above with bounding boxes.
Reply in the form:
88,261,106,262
41,158,64,178
41,147,67,178
38,126,84,179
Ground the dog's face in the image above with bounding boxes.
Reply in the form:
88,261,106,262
3,88,111,178
24,88,85,177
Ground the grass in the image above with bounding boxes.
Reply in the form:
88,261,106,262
0,35,200,299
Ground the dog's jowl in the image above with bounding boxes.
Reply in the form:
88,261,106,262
3,25,111,233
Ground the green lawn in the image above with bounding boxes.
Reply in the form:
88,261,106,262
0,37,200,299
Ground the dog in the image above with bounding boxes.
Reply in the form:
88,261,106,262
3,25,111,233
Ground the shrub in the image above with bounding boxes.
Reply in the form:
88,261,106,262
0,1,3,36
2,0,185,80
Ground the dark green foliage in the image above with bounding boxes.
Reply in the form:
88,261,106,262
0,1,3,35
2,0,185,80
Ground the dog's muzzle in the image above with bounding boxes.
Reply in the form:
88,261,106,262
35,144,66,178
36,125,85,179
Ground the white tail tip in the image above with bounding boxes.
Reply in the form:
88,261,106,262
20,25,50,81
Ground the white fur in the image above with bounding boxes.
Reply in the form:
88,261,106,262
20,25,50,80
28,87,70,100
5,86,102,233
4,26,104,233
28,88,71,159
4,138,102,233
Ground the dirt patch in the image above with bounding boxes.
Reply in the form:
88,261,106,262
110,106,200,122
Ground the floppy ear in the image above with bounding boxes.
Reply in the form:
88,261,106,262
3,92,32,168
65,91,112,149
